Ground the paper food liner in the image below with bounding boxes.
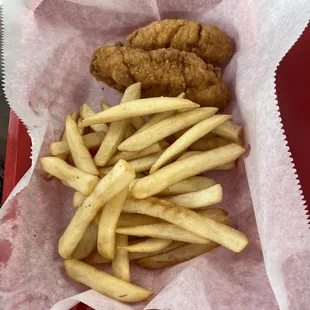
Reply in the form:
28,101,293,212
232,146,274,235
1,0,310,309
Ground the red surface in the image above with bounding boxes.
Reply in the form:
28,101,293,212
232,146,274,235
2,24,310,310
2,110,31,204
276,24,310,215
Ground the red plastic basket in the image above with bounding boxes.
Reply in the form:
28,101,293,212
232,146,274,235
2,24,310,310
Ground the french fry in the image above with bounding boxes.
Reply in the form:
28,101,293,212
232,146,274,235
159,176,216,196
66,115,99,175
50,132,105,157
165,184,223,209
40,157,98,195
119,238,172,253
150,115,231,173
100,100,110,111
79,97,200,128
112,234,130,282
80,103,109,132
94,212,160,228
212,120,243,144
73,191,87,208
46,111,79,179
137,111,175,133
129,241,185,260
64,259,153,303
177,151,235,171
118,108,217,152
176,151,201,161
117,213,161,227
94,83,142,167
197,208,229,225
106,142,164,166
132,144,245,198
72,222,98,260
58,159,135,259
189,136,230,151
131,115,146,130
137,241,219,269
129,209,227,261
124,124,136,139
116,223,209,244
99,151,164,176
98,187,129,260
122,197,248,253
84,249,111,265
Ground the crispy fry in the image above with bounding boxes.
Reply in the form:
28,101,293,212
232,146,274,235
116,223,208,244
40,157,98,195
66,115,99,175
80,103,108,132
197,208,229,225
112,234,130,282
64,259,153,302
189,136,230,151
177,151,235,170
137,94,185,134
98,187,129,260
150,114,231,172
73,191,87,208
50,132,105,157
137,241,219,269
72,222,98,260
117,213,161,227
46,111,79,179
84,249,111,265
158,176,216,196
176,151,201,161
129,241,185,260
58,160,135,259
106,142,164,166
118,108,217,152
165,184,222,209
119,238,172,253
132,144,245,198
122,197,248,253
94,83,142,167
212,120,243,144
137,111,175,133
100,151,164,176
79,97,199,128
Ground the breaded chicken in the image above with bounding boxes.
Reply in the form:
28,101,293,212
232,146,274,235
124,19,234,66
90,46,230,109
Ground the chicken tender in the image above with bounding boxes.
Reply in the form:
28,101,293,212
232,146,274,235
124,19,234,66
90,46,230,109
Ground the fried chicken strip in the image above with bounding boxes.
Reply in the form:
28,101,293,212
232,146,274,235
90,46,230,109
124,19,234,65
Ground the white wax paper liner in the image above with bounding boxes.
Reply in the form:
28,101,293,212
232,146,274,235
0,0,310,309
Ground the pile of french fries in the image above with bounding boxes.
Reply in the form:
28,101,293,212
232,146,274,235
40,82,248,304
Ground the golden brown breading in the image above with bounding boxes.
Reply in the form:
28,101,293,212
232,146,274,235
90,46,230,109
124,19,234,66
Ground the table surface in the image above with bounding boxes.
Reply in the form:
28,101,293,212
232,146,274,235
2,24,310,310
